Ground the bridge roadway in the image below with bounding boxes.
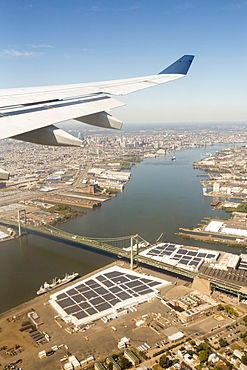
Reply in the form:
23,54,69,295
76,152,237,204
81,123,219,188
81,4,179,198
2,219,246,298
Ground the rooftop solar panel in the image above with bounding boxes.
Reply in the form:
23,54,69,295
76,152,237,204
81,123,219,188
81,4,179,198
67,288,78,296
140,278,151,284
74,311,87,319
103,293,115,301
138,288,153,294
94,287,108,295
198,253,207,257
125,274,138,280
109,286,122,293
166,246,176,250
90,283,101,289
189,261,199,266
85,279,96,286
96,275,107,282
65,305,81,314
125,280,142,288
187,251,197,256
179,259,190,264
101,279,114,287
77,285,90,293
117,291,131,300
112,276,129,283
79,302,90,309
90,297,104,306
83,290,97,299
50,267,170,327
104,271,122,278
57,293,67,300
135,285,152,293
109,298,121,305
97,302,111,312
147,281,161,287
73,294,84,303
58,298,74,308
139,243,214,273
86,308,97,315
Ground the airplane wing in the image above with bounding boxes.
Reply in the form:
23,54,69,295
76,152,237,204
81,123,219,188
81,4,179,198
0,55,194,148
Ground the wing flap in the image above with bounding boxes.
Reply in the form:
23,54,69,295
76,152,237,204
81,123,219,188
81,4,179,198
0,95,125,140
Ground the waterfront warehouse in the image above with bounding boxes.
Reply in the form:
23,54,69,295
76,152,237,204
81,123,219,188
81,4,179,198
49,266,171,327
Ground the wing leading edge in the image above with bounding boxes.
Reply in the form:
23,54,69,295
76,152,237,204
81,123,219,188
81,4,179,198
0,55,194,147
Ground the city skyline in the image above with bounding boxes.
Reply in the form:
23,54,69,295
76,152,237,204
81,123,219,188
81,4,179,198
0,0,247,124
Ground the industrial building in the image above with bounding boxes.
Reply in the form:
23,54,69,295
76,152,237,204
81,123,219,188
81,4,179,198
169,290,218,323
124,349,140,366
49,266,171,327
106,357,121,370
214,253,240,270
205,220,247,238
139,243,219,271
95,362,107,370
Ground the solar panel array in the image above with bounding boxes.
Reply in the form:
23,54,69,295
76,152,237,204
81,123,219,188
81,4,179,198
54,269,163,321
145,243,218,270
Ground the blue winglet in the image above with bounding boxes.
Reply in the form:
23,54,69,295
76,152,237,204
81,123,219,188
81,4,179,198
159,55,194,75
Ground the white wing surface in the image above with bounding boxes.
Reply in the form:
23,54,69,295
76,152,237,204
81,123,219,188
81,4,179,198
0,55,194,146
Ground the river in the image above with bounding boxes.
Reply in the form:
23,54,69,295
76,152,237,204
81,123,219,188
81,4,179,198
0,143,243,313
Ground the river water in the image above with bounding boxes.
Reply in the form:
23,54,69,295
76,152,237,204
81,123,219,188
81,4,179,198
0,144,243,313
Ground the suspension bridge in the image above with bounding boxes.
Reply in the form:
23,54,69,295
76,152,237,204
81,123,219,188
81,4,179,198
2,211,247,299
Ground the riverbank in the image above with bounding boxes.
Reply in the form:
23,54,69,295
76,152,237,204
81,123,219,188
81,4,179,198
0,144,245,314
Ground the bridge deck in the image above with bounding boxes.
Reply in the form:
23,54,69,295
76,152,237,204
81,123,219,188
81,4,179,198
2,219,247,297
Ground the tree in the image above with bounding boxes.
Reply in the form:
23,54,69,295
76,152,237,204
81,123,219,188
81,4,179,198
119,357,131,369
107,363,113,370
219,338,228,347
187,350,194,356
196,342,210,353
199,350,209,363
225,361,232,370
242,354,247,365
217,304,224,311
159,355,172,368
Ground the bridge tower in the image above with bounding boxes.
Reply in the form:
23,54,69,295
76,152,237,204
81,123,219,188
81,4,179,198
130,237,134,270
18,209,26,236
130,235,139,270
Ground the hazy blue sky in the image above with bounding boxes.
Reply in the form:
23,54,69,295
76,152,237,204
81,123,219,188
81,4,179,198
1,0,247,124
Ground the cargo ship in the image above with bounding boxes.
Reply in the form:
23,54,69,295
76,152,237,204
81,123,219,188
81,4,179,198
37,272,79,295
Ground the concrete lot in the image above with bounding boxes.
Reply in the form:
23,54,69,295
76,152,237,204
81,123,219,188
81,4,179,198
0,261,242,370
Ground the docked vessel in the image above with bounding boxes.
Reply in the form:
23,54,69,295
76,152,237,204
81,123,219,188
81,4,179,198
37,272,79,295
